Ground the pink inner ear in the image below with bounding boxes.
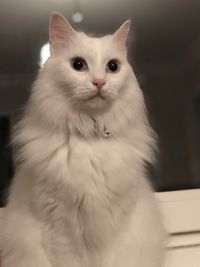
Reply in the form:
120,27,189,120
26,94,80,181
49,12,77,56
113,20,131,47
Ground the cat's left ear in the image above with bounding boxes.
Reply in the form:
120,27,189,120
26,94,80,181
113,20,131,48
49,12,77,56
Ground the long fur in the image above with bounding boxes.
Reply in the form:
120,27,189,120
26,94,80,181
1,14,166,267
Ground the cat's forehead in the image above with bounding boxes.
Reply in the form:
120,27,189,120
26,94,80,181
69,32,126,61
79,32,111,45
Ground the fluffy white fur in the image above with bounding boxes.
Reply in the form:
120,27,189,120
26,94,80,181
1,13,166,267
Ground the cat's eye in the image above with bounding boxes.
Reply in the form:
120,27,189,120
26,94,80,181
71,57,88,71
106,60,120,73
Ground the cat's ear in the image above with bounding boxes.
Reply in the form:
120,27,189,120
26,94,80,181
49,12,77,56
113,20,131,48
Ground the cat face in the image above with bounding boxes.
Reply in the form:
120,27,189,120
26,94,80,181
46,13,131,112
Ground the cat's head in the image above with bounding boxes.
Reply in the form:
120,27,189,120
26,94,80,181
43,12,132,113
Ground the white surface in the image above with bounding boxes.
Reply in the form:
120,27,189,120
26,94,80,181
156,189,200,234
165,246,200,267
157,189,200,266
168,232,200,248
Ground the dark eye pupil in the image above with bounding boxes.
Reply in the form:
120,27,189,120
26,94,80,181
72,58,86,71
108,60,118,72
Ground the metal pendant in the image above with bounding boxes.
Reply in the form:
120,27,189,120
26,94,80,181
103,128,111,138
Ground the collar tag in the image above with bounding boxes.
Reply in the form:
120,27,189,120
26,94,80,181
103,130,111,138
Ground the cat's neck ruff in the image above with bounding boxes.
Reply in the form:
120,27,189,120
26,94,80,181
90,116,111,138
64,100,133,140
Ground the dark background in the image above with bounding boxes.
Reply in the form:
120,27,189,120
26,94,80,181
0,0,200,206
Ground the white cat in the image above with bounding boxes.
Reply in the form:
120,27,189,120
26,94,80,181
1,12,166,267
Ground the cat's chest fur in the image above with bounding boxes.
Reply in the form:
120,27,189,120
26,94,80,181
23,125,139,196
24,127,140,253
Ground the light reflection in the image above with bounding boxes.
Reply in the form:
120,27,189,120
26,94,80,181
40,42,50,67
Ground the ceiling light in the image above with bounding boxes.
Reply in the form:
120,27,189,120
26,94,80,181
72,12,84,23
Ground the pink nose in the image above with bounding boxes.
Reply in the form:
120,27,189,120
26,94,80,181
92,79,106,90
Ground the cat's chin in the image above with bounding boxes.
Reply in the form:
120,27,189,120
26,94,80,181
75,95,113,114
85,97,108,110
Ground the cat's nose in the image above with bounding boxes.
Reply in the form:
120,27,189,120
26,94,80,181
92,79,106,90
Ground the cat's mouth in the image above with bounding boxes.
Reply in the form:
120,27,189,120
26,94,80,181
87,92,106,101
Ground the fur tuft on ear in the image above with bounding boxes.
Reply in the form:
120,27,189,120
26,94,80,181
49,12,77,56
113,20,131,48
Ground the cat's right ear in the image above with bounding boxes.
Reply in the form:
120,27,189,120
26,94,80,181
49,12,77,56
